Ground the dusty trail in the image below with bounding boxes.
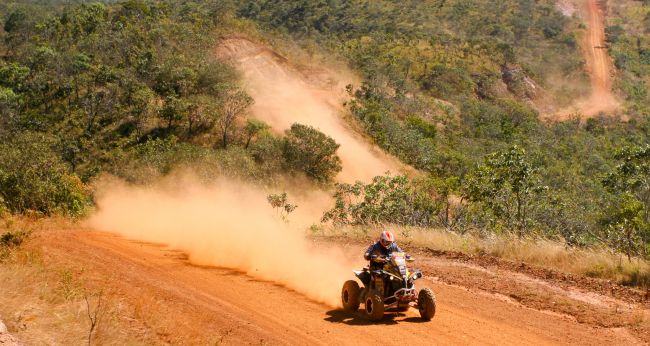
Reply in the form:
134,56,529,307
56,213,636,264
579,0,619,115
550,0,619,119
216,37,404,183
23,229,644,345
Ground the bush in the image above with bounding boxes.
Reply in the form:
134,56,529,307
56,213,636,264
322,174,438,226
0,230,29,248
0,229,30,260
0,132,89,216
605,25,625,44
418,64,474,99
114,136,274,184
282,123,342,184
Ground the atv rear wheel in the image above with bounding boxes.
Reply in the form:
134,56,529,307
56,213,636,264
418,288,436,320
341,280,360,312
364,293,384,321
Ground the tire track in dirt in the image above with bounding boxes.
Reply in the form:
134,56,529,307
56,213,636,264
24,229,644,345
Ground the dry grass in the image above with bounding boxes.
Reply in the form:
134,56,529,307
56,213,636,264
316,224,650,288
0,216,148,345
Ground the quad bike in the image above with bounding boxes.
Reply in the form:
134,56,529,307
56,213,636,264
341,252,436,321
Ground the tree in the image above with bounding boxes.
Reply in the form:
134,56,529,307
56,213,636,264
219,89,253,148
0,132,88,216
159,96,189,131
463,145,547,237
604,144,650,258
321,174,438,226
267,192,297,221
601,194,646,261
0,87,19,133
244,118,269,149
282,123,342,184
427,175,463,230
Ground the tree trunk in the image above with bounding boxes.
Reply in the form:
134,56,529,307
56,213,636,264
516,192,523,238
222,130,228,149
627,229,633,262
444,198,450,227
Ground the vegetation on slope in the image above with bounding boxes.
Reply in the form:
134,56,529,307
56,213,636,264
605,0,650,115
0,0,342,216
238,0,650,262
0,0,649,272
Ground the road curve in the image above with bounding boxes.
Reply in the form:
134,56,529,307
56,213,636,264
40,230,641,345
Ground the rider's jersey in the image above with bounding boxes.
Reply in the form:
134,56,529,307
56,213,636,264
364,241,404,270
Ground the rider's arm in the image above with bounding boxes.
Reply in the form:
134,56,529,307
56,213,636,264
363,243,375,260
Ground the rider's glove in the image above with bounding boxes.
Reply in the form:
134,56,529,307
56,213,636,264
371,255,386,263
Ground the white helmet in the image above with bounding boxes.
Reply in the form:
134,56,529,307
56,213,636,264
379,230,395,249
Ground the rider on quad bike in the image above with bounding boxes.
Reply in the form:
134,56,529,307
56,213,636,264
359,230,408,285
341,230,436,321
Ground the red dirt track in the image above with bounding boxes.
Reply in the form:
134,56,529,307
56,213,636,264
578,0,620,116
547,0,620,119
584,0,613,97
29,230,646,345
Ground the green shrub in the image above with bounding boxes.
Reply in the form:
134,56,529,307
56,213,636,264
282,123,342,184
322,174,439,226
114,136,284,184
0,132,89,216
418,64,474,99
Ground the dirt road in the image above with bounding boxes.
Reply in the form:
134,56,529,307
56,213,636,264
12,229,644,345
584,0,612,96
581,0,620,113
552,0,619,118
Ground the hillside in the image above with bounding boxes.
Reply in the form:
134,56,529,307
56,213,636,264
0,0,649,344
215,36,406,182
0,0,648,270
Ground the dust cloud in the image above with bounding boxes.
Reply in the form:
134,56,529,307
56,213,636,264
86,38,400,306
86,173,352,307
216,37,405,182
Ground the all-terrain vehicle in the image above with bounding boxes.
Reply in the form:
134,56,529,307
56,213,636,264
341,252,436,321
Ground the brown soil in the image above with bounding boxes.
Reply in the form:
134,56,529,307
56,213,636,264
548,0,621,120
0,332,21,346
422,248,650,305
2,228,647,345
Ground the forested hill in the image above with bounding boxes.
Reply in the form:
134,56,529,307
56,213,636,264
239,0,586,107
1,1,650,269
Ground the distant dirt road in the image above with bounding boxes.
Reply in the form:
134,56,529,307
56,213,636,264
582,0,619,110
585,0,611,94
546,0,620,119
556,0,619,118
18,229,644,345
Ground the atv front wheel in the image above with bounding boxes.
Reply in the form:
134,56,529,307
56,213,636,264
341,280,360,312
418,288,436,320
364,293,384,321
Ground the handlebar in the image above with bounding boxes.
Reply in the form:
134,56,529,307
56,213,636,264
371,254,415,263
